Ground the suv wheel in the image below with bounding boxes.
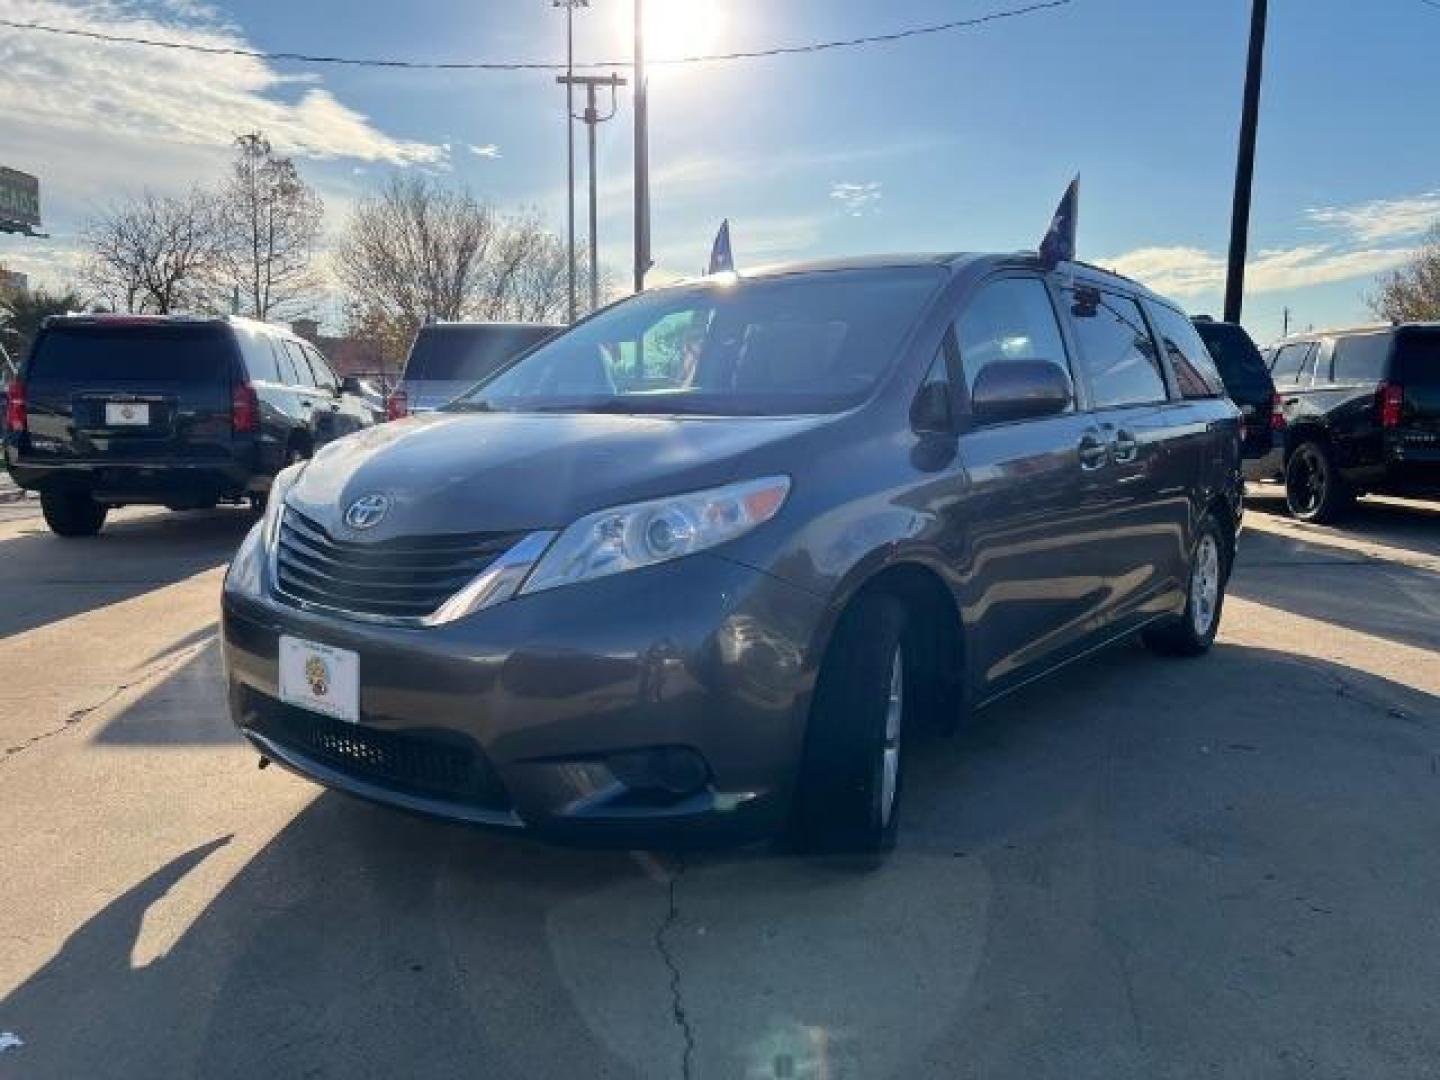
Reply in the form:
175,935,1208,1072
1143,514,1228,657
1285,439,1352,523
40,490,108,537
787,591,911,856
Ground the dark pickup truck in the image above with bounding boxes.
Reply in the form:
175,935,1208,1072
4,314,376,536
1263,323,1440,521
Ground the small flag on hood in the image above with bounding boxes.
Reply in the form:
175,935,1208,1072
1039,175,1079,270
708,219,734,275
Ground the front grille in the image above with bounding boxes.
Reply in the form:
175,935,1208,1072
275,508,523,620
246,694,511,810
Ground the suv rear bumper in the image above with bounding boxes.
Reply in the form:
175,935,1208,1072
5,452,264,504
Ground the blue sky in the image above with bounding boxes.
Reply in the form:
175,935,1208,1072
1,0,1437,342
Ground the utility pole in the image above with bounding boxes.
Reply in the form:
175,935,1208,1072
633,0,652,294
1224,0,1268,324
554,1,588,325
557,72,626,314
1282,305,1290,337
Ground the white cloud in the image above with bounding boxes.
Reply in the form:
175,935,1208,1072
829,181,883,217
1306,192,1440,243
1104,243,1413,298
0,0,443,166
469,144,502,159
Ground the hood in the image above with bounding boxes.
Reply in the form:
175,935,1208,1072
287,411,830,538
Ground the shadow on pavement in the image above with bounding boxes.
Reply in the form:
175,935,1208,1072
1231,525,1440,654
0,509,252,641
5,642,1439,1078
1245,490,1440,563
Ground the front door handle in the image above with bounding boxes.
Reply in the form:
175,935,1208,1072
1078,430,1108,471
1111,428,1139,464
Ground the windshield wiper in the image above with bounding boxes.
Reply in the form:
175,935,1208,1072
445,399,496,413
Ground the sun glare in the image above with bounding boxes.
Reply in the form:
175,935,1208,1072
632,0,724,62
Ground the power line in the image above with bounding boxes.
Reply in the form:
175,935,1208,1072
0,1,1073,72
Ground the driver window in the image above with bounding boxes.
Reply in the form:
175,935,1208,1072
955,276,1071,399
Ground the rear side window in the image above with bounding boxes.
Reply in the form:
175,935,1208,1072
1329,333,1392,383
1269,342,1314,387
27,324,236,384
1146,303,1224,399
955,276,1070,397
1064,289,1168,408
405,326,557,383
282,340,317,387
304,345,338,391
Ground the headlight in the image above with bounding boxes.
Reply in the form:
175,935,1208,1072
260,461,306,552
519,476,791,596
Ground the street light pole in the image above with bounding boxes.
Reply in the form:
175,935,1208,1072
633,0,651,294
1224,0,1268,324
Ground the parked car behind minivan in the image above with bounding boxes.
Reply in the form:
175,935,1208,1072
1191,317,1278,480
1263,324,1440,521
223,253,1242,856
387,321,560,418
4,314,376,536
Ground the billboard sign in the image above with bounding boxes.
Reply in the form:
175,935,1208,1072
0,168,41,233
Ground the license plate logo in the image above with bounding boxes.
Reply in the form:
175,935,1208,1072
279,636,360,722
105,401,150,426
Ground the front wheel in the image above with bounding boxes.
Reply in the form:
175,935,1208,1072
40,489,108,537
1143,515,1228,657
787,592,910,856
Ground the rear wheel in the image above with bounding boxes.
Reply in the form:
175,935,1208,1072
1143,514,1228,657
1285,439,1352,523
787,592,911,856
40,490,108,537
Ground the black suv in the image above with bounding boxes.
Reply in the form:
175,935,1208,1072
1191,317,1278,480
223,254,1243,854
1262,324,1440,521
4,315,376,536
387,321,560,418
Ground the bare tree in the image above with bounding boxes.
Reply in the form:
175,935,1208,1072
82,188,225,314
335,179,601,362
1369,224,1440,323
219,132,324,320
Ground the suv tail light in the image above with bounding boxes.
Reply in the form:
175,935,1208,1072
386,388,409,421
5,379,25,433
1378,381,1404,428
1270,392,1286,431
232,380,259,434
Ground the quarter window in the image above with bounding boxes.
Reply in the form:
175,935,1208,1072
1145,302,1224,399
954,276,1070,398
1065,289,1168,408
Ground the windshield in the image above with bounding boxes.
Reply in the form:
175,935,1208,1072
404,324,556,382
451,268,944,416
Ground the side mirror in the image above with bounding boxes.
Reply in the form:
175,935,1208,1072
339,375,361,396
909,380,954,433
971,360,1073,424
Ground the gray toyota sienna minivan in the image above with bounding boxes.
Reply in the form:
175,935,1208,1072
222,253,1243,854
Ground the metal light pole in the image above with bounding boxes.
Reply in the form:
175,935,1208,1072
1224,0,1268,324
633,0,652,294
557,73,626,314
554,0,588,324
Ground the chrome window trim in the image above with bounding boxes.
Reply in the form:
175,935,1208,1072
267,506,557,628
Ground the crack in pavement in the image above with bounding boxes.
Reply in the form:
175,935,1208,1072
653,856,695,1080
1,641,210,765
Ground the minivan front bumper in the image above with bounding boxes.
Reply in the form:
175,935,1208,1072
222,532,826,848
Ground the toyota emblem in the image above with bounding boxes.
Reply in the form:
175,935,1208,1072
344,493,391,530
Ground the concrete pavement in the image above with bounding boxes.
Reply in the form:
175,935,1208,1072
1,494,1438,1078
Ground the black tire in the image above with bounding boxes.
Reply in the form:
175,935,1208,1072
787,591,912,856
40,489,108,537
1143,513,1229,657
1284,439,1352,523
